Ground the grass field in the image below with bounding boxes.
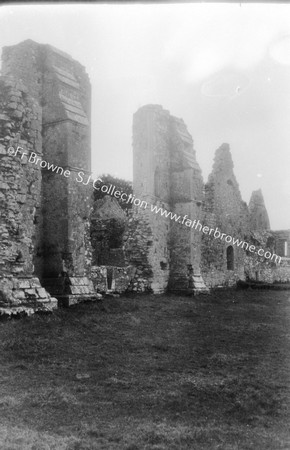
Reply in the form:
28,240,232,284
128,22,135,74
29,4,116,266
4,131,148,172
0,289,290,449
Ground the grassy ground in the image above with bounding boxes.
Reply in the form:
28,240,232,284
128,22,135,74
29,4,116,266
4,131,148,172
0,289,290,449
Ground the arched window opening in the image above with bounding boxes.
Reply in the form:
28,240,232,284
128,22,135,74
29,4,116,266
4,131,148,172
226,245,234,270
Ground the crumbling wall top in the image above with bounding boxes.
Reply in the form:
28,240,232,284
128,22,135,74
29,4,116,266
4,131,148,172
249,188,270,230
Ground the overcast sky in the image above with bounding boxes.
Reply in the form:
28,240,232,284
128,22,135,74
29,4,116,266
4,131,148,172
1,3,290,229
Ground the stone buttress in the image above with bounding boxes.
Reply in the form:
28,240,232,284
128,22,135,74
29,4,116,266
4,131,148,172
1,40,96,307
0,77,57,315
125,105,207,293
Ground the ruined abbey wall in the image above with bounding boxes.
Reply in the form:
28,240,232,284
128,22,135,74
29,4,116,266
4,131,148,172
200,143,251,287
0,76,57,312
125,105,204,293
1,40,288,305
126,106,173,293
129,105,286,292
243,229,290,283
2,40,92,279
0,40,95,311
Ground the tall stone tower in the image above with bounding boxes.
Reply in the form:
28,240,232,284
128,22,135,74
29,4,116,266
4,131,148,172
127,104,205,293
1,40,95,306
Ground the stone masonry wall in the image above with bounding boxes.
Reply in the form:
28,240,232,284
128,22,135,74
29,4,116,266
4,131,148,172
2,41,92,279
1,40,95,307
91,196,127,267
244,231,290,283
0,76,57,312
127,105,204,293
128,107,278,292
127,106,171,293
168,116,204,291
124,207,157,293
40,45,92,279
201,144,250,287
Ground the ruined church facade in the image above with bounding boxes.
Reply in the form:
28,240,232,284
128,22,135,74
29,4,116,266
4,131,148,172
124,104,290,293
0,41,290,314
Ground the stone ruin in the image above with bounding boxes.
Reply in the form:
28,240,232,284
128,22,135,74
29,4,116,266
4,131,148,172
0,40,95,314
126,105,290,291
0,40,290,316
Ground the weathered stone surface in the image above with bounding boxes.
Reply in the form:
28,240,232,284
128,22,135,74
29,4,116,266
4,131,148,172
0,40,94,311
200,143,250,287
125,107,287,292
91,266,108,293
0,40,287,305
91,196,127,267
249,189,270,231
18,280,31,289
37,288,47,299
0,275,57,312
125,105,205,293
91,265,136,294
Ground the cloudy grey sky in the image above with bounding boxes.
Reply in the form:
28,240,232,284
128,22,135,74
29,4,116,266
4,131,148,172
1,3,290,229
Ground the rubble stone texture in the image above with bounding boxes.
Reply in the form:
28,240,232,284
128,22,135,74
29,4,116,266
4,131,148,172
90,196,127,266
1,40,289,304
0,77,57,312
129,106,290,292
125,105,205,293
0,40,95,310
201,143,251,287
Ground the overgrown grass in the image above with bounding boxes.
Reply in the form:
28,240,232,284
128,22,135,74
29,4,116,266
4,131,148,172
0,290,290,449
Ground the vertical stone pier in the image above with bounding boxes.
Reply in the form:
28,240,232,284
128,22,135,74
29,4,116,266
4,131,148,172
1,40,95,307
126,104,207,293
167,116,205,292
0,77,57,315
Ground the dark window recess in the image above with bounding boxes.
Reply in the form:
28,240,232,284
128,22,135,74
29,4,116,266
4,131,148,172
226,246,234,270
108,219,125,249
107,267,113,290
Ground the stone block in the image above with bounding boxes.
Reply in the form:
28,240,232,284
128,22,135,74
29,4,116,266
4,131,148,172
18,280,30,289
30,278,41,288
12,278,20,289
68,277,79,286
88,280,95,291
9,96,19,103
69,286,83,295
11,110,23,119
37,288,48,299
16,194,26,204
46,298,58,310
7,102,17,109
13,290,25,300
25,288,38,297
9,89,22,97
